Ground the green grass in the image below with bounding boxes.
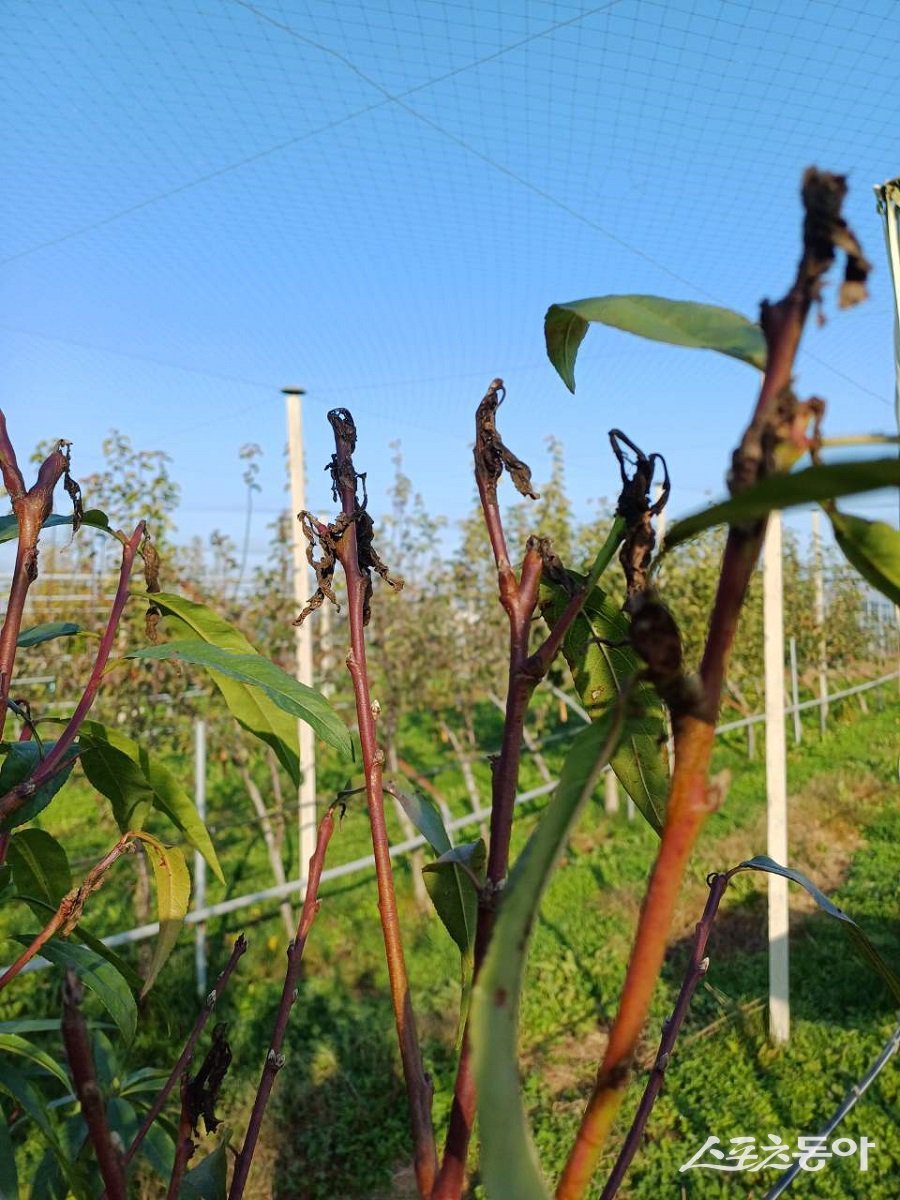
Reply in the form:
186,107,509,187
2,691,898,1198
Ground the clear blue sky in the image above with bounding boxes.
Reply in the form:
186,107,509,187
2,0,898,570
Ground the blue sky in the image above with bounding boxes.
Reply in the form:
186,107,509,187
1,0,898,571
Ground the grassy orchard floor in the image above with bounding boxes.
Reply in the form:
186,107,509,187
1,685,898,1198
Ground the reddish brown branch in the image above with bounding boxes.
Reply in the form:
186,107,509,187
166,1080,196,1200
321,409,438,1198
0,835,135,992
0,411,70,739
0,521,144,826
228,806,338,1199
121,935,247,1171
62,968,126,1200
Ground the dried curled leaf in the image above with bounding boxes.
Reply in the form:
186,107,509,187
474,378,539,501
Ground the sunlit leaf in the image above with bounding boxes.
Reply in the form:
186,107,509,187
471,712,623,1200
7,829,71,908
14,938,136,1043
391,787,452,855
0,741,80,833
131,832,190,997
540,574,668,833
16,622,82,649
665,458,900,549
545,295,765,392
0,509,113,545
738,856,900,1002
828,507,900,606
78,721,223,882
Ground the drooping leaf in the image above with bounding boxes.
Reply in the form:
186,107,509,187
105,1095,175,1180
828,507,900,606
0,1034,71,1093
0,1064,75,1185
16,622,82,649
178,1134,229,1199
0,1112,17,1200
134,592,353,774
78,721,223,882
0,741,80,832
127,639,352,761
471,712,624,1200
0,508,113,545
665,458,900,549
545,295,766,392
540,574,668,833
119,1065,172,1097
14,938,136,1043
131,832,190,997
391,787,452,855
7,829,72,908
738,856,900,1002
422,840,485,957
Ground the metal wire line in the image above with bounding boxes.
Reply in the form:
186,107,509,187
0,0,626,268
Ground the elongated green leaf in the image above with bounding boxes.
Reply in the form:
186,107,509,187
138,592,353,771
16,622,82,649
0,741,80,832
0,509,113,545
472,712,623,1200
0,1034,71,1092
78,721,223,883
119,1065,171,1097
179,1134,229,1199
666,458,900,549
828,507,900,605
391,787,452,855
128,638,351,759
422,840,485,957
0,1112,17,1200
14,938,136,1043
132,832,190,997
0,1064,75,1186
738,856,900,1002
7,829,72,907
540,575,668,833
545,295,766,392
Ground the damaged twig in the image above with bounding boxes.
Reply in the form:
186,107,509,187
558,168,870,1200
166,1024,233,1200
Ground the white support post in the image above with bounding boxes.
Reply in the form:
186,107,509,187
193,718,207,1000
764,512,790,1044
284,389,317,894
788,635,801,745
604,769,620,814
811,509,828,735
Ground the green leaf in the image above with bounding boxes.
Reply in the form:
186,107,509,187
132,832,190,997
5,890,143,991
391,787,452,855
545,295,765,392
136,592,354,774
0,741,80,832
0,746,73,831
119,1065,171,1097
738,856,900,1003
666,458,900,549
828,507,900,605
16,622,82,649
471,712,624,1200
0,1034,71,1093
540,574,668,833
0,1112,17,1200
422,840,485,957
0,509,113,545
14,938,137,1044
0,1064,75,1185
78,721,223,883
7,829,72,908
178,1134,229,1199
127,638,352,761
